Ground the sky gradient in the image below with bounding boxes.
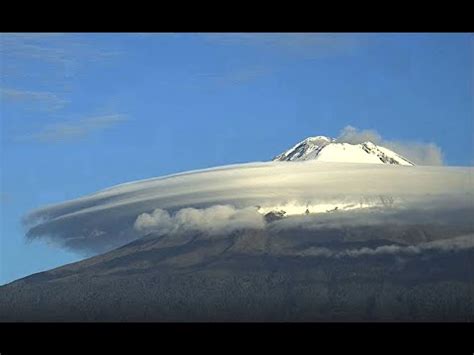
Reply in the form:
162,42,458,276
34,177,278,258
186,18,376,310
1,33,473,284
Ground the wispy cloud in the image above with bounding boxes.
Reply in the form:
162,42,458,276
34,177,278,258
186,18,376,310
0,87,69,111
194,66,272,88
20,114,128,143
192,34,365,89
293,234,474,259
206,33,365,59
337,126,444,166
0,33,120,65
215,66,272,85
1,37,71,66
1,33,122,121
0,33,121,85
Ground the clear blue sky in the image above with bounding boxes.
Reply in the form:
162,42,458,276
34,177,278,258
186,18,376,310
1,33,473,284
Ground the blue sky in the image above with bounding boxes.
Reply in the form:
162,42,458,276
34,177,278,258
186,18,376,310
1,33,473,284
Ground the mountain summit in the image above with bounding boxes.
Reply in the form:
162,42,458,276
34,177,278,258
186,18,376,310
273,136,414,166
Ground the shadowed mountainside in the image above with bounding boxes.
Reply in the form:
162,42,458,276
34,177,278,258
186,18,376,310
1,221,473,322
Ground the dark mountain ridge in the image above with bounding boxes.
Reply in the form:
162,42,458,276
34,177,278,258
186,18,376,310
2,221,473,321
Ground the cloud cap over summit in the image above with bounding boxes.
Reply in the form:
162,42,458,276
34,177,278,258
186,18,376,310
23,160,473,254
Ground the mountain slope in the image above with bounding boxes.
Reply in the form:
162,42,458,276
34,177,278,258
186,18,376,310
273,136,414,165
1,221,473,321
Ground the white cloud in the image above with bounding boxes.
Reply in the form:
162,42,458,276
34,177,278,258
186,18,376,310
134,208,174,233
134,205,265,236
384,141,443,166
336,125,444,165
336,126,382,145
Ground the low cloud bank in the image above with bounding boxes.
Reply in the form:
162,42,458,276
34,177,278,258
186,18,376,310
337,126,444,166
298,234,474,258
268,200,474,232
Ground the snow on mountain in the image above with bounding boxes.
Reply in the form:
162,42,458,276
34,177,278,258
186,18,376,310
273,136,415,166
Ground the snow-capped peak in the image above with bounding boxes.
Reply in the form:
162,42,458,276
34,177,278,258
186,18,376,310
273,136,414,166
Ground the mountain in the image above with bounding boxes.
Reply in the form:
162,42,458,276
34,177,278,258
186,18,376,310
273,136,414,165
1,136,473,322
1,224,473,321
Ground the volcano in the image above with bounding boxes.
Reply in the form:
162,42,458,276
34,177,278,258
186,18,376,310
1,135,473,322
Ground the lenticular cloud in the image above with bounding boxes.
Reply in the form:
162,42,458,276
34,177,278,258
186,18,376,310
23,160,474,254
